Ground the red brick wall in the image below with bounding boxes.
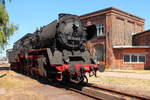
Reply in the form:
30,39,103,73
112,48,150,69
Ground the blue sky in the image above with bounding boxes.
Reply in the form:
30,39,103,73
1,0,150,57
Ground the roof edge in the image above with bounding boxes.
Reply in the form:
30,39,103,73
132,29,150,36
79,7,145,21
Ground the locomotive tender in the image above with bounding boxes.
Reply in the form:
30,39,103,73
7,14,105,83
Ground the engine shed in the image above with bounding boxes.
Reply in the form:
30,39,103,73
79,7,150,70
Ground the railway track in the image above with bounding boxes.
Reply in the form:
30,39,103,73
66,83,150,100
8,68,150,100
35,77,150,100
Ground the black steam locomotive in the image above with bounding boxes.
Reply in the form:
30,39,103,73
7,14,105,83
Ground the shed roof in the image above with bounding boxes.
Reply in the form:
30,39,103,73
132,29,150,36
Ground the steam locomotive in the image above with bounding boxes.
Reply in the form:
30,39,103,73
7,14,105,83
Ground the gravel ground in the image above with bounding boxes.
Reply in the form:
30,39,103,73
0,65,94,100
97,71,150,79
88,72,150,98
1,64,150,99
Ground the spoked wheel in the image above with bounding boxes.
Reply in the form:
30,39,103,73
79,75,88,85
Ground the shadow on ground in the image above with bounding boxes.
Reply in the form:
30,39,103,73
0,65,86,93
13,69,86,91
0,67,10,71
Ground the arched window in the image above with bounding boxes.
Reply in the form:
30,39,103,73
94,44,104,62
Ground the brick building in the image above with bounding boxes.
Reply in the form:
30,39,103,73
79,7,150,69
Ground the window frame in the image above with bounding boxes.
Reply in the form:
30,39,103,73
123,53,146,64
131,54,138,63
96,24,104,36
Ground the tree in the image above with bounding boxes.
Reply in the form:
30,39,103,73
0,0,11,6
0,0,18,49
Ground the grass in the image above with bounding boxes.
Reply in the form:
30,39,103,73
0,70,44,100
88,75,150,94
0,71,39,89
0,76,30,89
